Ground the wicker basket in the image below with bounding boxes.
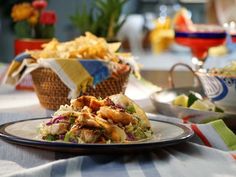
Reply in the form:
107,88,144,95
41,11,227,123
31,68,130,110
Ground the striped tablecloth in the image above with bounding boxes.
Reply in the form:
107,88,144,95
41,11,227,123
0,68,235,177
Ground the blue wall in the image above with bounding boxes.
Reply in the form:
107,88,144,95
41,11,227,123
0,0,88,62
0,0,204,62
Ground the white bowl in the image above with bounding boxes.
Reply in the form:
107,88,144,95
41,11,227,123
196,71,236,112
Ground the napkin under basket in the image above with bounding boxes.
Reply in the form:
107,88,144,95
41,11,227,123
31,67,130,110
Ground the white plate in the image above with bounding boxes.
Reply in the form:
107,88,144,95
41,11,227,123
0,115,193,154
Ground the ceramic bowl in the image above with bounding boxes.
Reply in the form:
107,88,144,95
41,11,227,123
196,71,236,112
150,86,236,131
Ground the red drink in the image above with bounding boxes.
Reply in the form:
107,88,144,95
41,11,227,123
225,22,236,43
175,24,226,69
175,25,226,61
231,33,236,43
175,35,226,60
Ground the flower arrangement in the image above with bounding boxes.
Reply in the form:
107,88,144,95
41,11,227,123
11,0,57,39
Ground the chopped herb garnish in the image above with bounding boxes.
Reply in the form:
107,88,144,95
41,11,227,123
187,92,200,107
64,132,72,142
126,104,136,114
69,117,75,124
133,127,147,139
45,134,56,141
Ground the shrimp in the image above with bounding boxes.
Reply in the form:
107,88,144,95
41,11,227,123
97,106,136,125
95,117,126,143
71,96,110,111
73,106,102,128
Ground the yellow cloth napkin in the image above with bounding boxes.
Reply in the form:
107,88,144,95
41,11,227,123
3,56,94,99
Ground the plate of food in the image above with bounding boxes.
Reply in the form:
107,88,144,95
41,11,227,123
150,87,236,131
0,94,193,154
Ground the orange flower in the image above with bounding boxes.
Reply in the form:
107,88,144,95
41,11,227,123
28,10,39,26
11,0,56,38
11,3,34,22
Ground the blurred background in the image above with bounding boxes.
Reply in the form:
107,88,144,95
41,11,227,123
1,0,235,63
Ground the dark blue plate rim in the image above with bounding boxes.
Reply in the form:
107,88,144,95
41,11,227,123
0,117,194,152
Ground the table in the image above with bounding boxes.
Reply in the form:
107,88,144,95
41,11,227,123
133,50,236,88
0,76,235,177
137,49,236,71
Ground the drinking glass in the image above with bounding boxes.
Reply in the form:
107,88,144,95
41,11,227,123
174,24,227,70
225,21,236,43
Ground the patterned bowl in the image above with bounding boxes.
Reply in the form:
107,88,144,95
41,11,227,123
196,71,236,112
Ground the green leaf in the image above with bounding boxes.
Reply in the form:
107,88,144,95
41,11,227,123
70,2,94,35
64,132,72,142
187,92,200,107
126,104,136,114
14,21,32,38
39,25,55,39
133,127,147,139
70,0,128,39
115,17,126,34
95,0,108,11
45,134,56,141
69,117,75,124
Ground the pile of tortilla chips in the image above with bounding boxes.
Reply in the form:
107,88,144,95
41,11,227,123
28,32,121,62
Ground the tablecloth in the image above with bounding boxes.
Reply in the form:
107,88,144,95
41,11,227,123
0,65,236,177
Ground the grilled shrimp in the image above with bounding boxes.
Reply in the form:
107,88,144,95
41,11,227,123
97,106,136,125
75,114,102,128
95,117,126,142
71,96,110,111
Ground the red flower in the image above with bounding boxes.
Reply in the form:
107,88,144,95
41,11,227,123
40,11,56,25
32,0,48,10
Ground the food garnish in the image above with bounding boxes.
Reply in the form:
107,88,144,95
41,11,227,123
209,61,236,77
172,91,224,113
39,94,153,144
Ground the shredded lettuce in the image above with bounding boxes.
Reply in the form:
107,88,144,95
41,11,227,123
69,117,75,124
64,132,77,143
44,134,57,141
133,127,147,140
126,104,136,114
